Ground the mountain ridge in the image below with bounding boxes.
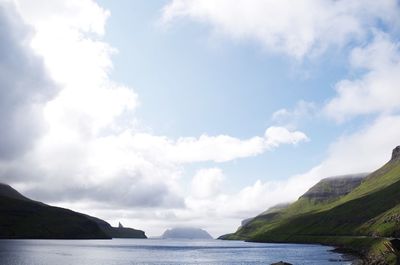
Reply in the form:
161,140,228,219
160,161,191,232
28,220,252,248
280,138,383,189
221,146,400,264
0,183,146,239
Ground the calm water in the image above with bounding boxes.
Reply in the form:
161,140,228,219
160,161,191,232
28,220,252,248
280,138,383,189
0,239,355,265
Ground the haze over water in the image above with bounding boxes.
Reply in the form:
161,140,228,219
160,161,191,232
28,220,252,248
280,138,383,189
0,239,354,265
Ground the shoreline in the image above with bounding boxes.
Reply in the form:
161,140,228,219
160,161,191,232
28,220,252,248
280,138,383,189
235,235,393,264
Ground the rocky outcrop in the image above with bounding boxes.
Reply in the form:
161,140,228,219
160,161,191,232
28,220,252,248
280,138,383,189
300,173,367,202
110,226,147,238
86,216,147,239
392,146,400,161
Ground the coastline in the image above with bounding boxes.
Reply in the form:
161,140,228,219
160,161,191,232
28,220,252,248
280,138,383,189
233,235,394,264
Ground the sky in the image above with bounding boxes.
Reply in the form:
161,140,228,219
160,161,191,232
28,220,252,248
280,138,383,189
0,0,400,237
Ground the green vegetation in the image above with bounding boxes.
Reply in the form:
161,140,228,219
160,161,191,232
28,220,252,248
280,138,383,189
222,148,400,264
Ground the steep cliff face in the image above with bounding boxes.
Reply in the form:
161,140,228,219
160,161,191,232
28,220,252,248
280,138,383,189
392,146,400,161
300,173,367,202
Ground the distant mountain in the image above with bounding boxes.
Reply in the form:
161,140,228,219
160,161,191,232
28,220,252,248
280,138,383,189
0,184,146,239
162,227,213,239
221,146,400,263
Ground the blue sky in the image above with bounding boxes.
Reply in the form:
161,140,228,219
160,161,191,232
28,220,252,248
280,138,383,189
97,0,384,194
98,0,350,185
2,0,400,236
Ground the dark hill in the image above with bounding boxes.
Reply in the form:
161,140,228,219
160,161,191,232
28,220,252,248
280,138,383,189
86,216,146,238
0,183,146,239
0,183,32,202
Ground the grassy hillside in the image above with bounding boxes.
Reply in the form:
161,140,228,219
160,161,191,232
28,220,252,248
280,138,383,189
223,147,400,263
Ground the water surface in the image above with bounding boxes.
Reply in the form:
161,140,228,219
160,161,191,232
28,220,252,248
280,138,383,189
0,239,355,265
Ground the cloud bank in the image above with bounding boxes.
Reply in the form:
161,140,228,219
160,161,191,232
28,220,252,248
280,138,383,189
162,0,399,58
0,2,56,160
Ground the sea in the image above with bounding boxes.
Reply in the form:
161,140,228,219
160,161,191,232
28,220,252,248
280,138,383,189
0,238,357,265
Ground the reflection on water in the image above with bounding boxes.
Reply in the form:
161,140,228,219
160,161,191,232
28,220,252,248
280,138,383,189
0,239,354,265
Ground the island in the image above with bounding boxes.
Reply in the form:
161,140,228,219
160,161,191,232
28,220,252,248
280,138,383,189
161,227,213,239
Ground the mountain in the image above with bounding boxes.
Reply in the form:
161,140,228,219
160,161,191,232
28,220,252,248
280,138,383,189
0,184,146,239
161,227,213,239
221,146,400,264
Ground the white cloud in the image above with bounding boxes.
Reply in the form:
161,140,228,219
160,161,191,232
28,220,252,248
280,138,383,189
0,1,57,160
272,100,316,128
235,114,400,217
14,0,109,35
168,126,308,163
162,0,400,58
325,33,400,121
191,168,224,199
316,115,400,174
178,114,400,237
264,126,309,147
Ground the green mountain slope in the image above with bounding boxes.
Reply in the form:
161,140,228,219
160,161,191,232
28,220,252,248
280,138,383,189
226,173,366,240
0,184,146,239
222,146,400,263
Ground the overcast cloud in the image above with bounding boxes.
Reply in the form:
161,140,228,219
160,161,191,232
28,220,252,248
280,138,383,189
0,2,56,160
